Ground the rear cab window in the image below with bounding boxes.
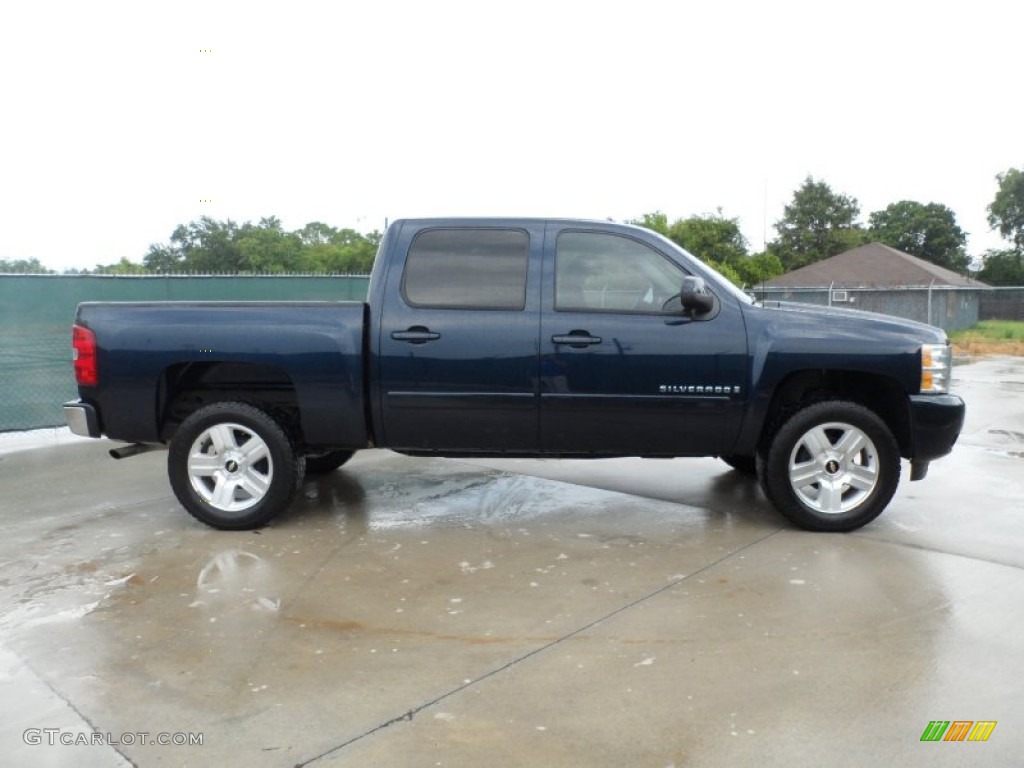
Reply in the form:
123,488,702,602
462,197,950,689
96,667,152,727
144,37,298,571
402,228,529,310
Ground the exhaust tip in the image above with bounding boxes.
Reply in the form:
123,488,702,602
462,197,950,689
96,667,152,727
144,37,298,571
109,443,158,460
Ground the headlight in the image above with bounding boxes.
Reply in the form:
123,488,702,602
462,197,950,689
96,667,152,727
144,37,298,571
920,343,951,394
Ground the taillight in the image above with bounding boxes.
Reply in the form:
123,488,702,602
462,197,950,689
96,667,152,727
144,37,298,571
72,324,98,386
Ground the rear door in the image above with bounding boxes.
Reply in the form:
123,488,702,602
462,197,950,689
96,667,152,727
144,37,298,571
377,223,542,452
539,225,748,456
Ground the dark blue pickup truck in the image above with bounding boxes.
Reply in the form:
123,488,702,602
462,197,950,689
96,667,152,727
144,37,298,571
65,218,965,532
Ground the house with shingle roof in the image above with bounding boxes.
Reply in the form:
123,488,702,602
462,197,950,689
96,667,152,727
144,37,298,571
757,242,985,331
765,242,979,288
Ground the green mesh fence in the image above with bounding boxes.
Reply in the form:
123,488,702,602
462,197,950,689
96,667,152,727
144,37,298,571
0,274,370,432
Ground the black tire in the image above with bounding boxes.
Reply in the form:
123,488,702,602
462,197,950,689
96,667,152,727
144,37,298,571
759,400,900,532
304,449,355,474
721,455,757,476
168,402,303,530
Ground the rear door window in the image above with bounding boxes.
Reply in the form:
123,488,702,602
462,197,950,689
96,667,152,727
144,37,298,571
403,228,529,310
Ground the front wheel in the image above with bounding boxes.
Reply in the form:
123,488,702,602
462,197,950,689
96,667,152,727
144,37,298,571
759,400,900,532
168,402,303,530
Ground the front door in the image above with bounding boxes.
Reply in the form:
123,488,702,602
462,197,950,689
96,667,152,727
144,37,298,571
539,226,748,456
377,224,542,452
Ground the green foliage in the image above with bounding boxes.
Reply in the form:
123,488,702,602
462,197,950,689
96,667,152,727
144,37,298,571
977,249,1024,286
667,210,749,266
235,217,304,273
950,320,1024,341
142,217,380,274
987,167,1024,253
705,259,744,286
868,200,968,272
631,211,670,236
306,228,382,274
771,176,864,270
733,251,785,286
92,257,149,275
0,257,54,274
632,209,758,287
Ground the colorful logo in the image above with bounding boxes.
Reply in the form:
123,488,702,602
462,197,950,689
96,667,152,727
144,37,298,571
920,721,997,742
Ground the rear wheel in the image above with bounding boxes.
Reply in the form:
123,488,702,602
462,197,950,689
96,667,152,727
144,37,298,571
759,400,900,532
304,450,355,474
168,402,303,529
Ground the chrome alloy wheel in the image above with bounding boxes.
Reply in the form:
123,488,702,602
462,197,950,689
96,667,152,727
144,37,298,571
187,422,273,512
787,421,879,515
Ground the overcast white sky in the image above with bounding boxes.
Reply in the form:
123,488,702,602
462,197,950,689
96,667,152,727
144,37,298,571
1,0,1020,271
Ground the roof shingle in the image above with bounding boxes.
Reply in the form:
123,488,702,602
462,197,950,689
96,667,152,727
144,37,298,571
765,242,983,288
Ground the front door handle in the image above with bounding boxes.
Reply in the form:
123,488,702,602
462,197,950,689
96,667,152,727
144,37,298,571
391,326,441,344
552,330,602,348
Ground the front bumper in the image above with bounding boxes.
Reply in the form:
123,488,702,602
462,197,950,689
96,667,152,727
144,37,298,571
909,393,965,461
64,401,101,438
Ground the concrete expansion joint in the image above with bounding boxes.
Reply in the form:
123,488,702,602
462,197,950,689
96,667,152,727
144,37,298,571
293,528,783,766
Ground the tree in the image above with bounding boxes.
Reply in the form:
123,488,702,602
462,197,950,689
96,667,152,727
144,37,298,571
143,243,181,272
734,251,784,286
631,210,755,287
296,221,338,246
987,167,1024,254
704,259,743,286
0,257,54,273
771,176,864,270
667,210,749,267
977,249,1024,286
174,217,244,272
143,217,242,272
142,216,381,274
631,211,669,236
93,257,148,275
868,200,968,272
235,217,303,272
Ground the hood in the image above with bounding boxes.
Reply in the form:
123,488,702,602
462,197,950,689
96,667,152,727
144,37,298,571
758,300,947,344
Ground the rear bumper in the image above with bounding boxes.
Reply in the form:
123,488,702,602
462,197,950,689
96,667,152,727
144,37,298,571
64,401,101,438
909,393,965,461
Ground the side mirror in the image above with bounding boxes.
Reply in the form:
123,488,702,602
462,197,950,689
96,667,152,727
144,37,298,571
680,276,714,316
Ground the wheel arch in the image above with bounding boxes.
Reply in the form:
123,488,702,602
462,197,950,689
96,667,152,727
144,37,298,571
158,361,304,445
757,369,911,458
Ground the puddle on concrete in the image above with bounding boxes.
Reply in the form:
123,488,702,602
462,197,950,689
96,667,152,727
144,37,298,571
193,549,281,614
983,429,1024,459
357,471,694,531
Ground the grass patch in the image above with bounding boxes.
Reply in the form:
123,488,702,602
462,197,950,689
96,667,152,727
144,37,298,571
951,320,1024,357
951,319,1024,341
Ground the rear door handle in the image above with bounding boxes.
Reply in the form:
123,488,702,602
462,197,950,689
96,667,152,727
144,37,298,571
552,331,602,348
391,326,441,344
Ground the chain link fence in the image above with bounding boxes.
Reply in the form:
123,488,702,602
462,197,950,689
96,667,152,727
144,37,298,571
0,274,370,432
0,331,73,432
979,287,1024,321
751,285,1024,333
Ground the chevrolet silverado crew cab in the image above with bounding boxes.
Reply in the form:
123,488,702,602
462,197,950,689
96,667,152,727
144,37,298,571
64,218,965,532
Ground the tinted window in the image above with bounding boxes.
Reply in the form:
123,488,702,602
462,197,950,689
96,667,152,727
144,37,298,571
403,229,529,310
556,232,684,313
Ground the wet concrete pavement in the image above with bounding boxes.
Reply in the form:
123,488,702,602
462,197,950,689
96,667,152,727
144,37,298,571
1,357,1022,767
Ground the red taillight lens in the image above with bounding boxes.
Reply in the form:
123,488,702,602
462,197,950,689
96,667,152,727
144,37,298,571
72,324,98,386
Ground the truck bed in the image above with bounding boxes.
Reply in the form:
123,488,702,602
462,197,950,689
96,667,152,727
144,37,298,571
73,301,369,447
